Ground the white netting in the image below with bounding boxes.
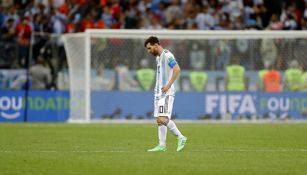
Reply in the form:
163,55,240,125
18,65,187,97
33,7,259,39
63,34,88,122
63,30,307,122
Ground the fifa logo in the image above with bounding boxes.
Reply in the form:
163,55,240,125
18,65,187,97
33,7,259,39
205,94,256,114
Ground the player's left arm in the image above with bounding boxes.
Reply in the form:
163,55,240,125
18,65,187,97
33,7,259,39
162,64,181,93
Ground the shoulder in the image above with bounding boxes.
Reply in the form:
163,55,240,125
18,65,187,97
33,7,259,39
163,50,175,59
163,49,170,53
163,49,172,55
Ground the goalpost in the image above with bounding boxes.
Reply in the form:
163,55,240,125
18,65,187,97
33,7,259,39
63,29,307,122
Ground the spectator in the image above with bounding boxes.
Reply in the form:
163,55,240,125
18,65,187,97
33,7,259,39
101,6,114,29
92,65,114,91
189,41,206,70
301,65,307,91
15,16,32,67
65,13,81,33
65,19,77,33
225,57,246,91
0,18,16,68
263,64,281,92
10,73,27,90
56,69,69,90
31,13,43,32
253,2,270,29
1,0,13,9
260,38,277,69
267,13,283,30
148,14,163,29
301,16,307,30
189,68,208,92
0,6,4,27
283,14,298,30
52,12,66,34
114,59,139,91
95,18,105,29
165,0,182,25
0,0,305,35
284,60,303,91
195,4,215,30
256,64,268,91
0,71,6,89
1,18,15,42
29,55,52,89
183,3,198,29
5,6,19,27
57,1,69,16
136,58,155,91
78,13,94,32
123,1,138,29
223,0,244,22
215,39,231,70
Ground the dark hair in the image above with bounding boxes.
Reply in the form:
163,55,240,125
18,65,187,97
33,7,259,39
7,18,14,23
144,36,160,47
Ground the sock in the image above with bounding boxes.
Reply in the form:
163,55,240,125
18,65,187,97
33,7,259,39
158,125,167,146
166,120,184,139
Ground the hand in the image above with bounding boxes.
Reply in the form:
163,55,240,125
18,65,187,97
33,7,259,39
161,85,170,93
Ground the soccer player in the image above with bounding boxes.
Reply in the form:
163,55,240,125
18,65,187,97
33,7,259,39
144,36,187,152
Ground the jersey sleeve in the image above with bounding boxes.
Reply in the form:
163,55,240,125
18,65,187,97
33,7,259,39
166,53,177,68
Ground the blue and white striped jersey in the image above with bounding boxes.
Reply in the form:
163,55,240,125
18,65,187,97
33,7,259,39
154,49,178,98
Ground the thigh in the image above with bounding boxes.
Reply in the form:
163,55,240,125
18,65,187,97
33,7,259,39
154,96,174,119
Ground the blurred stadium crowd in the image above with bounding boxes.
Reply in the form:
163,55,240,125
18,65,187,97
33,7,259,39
0,0,307,91
2,0,307,34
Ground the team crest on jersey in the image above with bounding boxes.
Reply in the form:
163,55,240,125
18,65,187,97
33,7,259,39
169,57,175,62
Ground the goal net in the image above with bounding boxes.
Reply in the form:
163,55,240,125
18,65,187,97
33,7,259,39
63,30,307,122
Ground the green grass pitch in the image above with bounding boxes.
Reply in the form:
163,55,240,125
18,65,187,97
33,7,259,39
0,122,307,175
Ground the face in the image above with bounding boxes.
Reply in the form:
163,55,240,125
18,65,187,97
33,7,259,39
146,43,159,56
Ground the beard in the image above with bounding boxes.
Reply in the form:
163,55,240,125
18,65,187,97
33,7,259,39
151,50,159,56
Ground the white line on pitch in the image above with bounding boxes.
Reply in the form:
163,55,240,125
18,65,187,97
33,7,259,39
1,149,307,153
189,149,307,152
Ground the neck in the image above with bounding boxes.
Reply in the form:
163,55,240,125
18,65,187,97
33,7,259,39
157,46,163,56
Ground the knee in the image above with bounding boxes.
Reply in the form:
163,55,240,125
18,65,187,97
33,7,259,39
156,117,169,126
